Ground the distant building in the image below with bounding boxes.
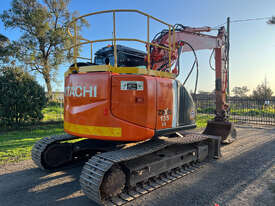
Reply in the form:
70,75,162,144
46,92,64,102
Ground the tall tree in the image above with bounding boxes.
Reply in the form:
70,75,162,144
1,0,87,99
251,79,273,100
231,86,249,97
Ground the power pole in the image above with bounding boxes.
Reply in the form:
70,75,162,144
264,75,267,100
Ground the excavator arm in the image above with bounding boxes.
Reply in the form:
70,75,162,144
150,25,236,142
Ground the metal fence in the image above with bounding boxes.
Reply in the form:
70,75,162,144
195,96,275,126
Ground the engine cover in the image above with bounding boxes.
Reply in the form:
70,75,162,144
64,70,196,141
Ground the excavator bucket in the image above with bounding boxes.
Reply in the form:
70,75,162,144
203,120,237,143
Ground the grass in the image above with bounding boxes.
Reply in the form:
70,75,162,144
0,104,63,164
0,123,64,164
42,105,63,122
196,114,214,128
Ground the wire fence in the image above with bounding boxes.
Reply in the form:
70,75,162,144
195,96,275,126
2,95,275,134
35,96,275,126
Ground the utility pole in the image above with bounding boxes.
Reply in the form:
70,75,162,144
264,75,267,100
226,17,230,96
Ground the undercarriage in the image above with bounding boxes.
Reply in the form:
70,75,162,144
32,132,221,205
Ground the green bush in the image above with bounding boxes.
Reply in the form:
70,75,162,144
0,67,47,127
230,108,275,117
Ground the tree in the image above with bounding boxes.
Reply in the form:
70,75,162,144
231,86,249,97
0,34,11,63
251,80,273,100
0,66,47,126
0,34,8,45
0,0,87,99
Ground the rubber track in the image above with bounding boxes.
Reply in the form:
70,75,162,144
80,133,210,205
31,134,77,170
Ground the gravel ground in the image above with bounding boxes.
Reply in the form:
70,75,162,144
0,127,274,206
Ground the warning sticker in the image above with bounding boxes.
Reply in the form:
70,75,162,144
120,81,144,91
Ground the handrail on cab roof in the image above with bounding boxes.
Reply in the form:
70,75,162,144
66,9,176,78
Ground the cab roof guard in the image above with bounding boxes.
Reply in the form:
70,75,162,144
67,9,176,74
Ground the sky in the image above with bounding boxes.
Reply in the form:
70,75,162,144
1,0,275,94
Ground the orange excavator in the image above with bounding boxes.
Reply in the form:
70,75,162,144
32,10,236,205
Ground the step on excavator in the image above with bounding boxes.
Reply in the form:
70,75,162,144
31,10,236,205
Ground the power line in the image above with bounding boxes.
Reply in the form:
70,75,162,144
213,16,271,28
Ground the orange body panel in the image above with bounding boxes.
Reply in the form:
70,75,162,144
155,78,174,129
111,75,156,129
64,72,154,141
64,72,176,141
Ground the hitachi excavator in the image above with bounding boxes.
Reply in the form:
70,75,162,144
31,10,236,205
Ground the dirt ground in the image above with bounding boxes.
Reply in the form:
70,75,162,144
0,127,274,206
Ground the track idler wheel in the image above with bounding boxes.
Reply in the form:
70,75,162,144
203,120,237,144
42,142,73,169
100,165,126,199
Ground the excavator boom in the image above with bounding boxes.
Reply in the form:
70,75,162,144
150,25,236,142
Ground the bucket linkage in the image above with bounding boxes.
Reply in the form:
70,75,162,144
203,106,237,144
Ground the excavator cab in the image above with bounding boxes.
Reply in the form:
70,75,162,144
94,45,147,67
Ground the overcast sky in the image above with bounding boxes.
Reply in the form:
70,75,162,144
1,0,275,94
